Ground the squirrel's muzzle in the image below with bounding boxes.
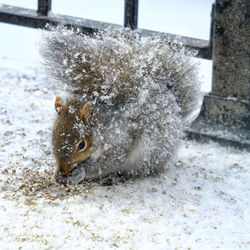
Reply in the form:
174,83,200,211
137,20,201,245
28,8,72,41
57,160,76,176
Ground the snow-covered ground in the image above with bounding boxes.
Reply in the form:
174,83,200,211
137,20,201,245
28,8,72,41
0,57,250,250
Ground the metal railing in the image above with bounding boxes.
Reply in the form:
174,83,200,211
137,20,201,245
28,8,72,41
0,0,211,59
0,0,249,150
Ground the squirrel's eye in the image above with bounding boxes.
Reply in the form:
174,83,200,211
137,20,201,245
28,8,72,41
77,140,86,151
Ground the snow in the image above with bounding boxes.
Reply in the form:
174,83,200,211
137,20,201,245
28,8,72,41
0,57,250,249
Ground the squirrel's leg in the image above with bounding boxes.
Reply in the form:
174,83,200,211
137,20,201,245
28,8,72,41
99,172,133,186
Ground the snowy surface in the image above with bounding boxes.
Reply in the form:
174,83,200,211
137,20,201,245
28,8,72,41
0,58,250,249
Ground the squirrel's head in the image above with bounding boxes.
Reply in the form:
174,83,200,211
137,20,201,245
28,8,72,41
52,97,94,176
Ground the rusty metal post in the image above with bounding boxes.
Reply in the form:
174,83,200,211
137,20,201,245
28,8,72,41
187,0,250,150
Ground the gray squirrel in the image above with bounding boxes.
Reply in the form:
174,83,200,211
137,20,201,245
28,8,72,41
40,26,200,185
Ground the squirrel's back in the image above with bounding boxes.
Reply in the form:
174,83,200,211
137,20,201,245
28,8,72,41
40,26,200,120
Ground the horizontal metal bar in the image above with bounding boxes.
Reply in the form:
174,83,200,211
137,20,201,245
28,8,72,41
0,4,211,59
0,4,117,31
136,29,211,59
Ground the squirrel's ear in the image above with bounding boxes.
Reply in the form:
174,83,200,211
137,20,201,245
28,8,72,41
55,96,66,115
80,102,94,123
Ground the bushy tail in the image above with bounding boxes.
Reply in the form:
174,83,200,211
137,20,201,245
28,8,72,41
40,25,200,120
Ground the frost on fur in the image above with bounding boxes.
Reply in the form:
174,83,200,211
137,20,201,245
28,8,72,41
40,26,200,120
40,26,201,184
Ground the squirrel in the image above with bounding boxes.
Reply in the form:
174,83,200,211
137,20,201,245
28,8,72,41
40,26,200,185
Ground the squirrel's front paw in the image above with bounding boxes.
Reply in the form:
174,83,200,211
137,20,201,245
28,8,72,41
54,171,68,185
54,167,86,185
68,167,86,185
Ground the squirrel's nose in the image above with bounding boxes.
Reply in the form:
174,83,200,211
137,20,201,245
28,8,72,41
57,161,72,176
58,168,70,175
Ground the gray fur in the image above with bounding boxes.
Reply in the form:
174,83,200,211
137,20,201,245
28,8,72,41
40,26,200,185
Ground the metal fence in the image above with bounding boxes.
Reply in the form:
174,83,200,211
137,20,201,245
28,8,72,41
0,0,249,150
0,0,211,59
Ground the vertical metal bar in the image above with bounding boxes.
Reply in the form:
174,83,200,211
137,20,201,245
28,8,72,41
209,3,215,56
124,0,138,29
37,0,51,16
